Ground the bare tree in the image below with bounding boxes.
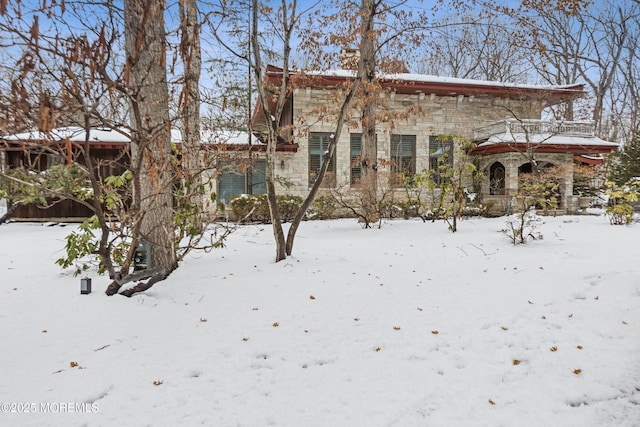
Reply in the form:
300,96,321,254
416,14,530,83
579,2,634,134
0,1,235,295
178,0,204,222
0,1,135,279
250,0,295,261
357,0,379,220
246,0,433,259
618,12,640,138
521,0,639,138
595,1,640,143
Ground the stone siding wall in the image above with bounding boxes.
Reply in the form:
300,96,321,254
204,87,552,216
477,152,575,214
276,88,546,198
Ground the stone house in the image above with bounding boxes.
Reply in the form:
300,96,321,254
220,65,617,215
1,69,619,220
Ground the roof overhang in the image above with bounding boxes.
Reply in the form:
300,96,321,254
574,155,606,166
263,65,586,106
471,132,618,156
1,139,129,150
472,142,618,156
1,126,182,149
202,143,299,153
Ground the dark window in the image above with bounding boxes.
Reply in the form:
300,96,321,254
489,162,506,195
26,151,61,172
518,162,533,175
429,135,453,187
218,160,266,204
519,162,555,176
350,133,362,185
309,132,335,187
390,134,416,185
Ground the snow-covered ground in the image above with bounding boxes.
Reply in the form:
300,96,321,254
0,214,638,426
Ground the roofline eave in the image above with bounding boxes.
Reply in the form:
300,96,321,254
471,142,618,156
263,65,586,103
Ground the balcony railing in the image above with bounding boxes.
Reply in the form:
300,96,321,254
474,118,595,141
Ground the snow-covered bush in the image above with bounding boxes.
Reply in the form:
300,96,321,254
502,212,543,245
604,180,639,225
502,170,559,244
277,194,304,222
229,194,304,223
305,195,337,220
229,194,269,222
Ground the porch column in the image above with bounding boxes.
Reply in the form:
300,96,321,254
561,164,574,212
505,160,519,196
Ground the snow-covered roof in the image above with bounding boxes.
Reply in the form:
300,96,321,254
200,130,261,145
4,126,131,143
2,126,182,144
304,69,583,92
261,65,584,119
472,131,619,156
479,132,619,148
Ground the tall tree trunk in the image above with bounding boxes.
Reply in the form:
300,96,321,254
124,0,177,275
359,0,378,213
265,127,286,261
179,0,203,221
251,0,287,262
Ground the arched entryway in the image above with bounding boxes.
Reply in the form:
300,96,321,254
489,162,506,195
518,161,555,175
517,161,562,209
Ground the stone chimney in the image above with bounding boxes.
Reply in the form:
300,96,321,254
339,48,360,70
